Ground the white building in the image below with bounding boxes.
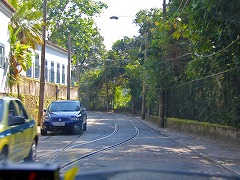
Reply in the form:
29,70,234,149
0,0,14,93
26,41,68,85
0,0,69,94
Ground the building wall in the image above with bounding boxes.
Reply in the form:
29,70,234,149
0,1,14,94
25,43,69,86
44,42,69,85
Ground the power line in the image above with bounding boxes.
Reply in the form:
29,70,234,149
171,66,240,88
167,52,193,62
201,35,240,58
166,35,240,62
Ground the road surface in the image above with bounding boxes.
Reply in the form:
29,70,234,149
36,111,240,179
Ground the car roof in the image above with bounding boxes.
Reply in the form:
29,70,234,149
50,100,81,105
52,100,80,103
0,96,19,101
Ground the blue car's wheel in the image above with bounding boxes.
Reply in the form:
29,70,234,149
83,122,87,131
72,124,83,135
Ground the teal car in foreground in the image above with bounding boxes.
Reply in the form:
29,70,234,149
0,96,38,163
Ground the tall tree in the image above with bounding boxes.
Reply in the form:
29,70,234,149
37,0,108,88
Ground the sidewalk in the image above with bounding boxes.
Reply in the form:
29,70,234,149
137,117,240,177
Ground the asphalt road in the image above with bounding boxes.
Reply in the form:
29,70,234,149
36,111,240,179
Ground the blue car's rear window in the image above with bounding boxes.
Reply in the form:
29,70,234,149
48,101,80,112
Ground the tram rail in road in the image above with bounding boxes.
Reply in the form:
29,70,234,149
1,112,240,179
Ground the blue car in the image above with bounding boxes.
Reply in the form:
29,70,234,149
40,100,87,135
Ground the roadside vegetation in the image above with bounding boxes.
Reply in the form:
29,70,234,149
7,0,240,128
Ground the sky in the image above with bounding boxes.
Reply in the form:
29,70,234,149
94,0,163,50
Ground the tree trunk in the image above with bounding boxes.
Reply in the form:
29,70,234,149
141,82,147,119
132,97,135,114
159,90,165,128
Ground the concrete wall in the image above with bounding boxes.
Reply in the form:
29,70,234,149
10,76,78,100
2,76,78,122
146,115,240,148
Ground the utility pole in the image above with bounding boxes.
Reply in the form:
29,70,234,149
38,0,46,126
67,34,71,100
104,60,109,111
159,0,166,128
141,31,148,120
76,53,80,100
163,0,166,18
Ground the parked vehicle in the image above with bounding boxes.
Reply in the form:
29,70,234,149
0,96,38,163
40,100,87,135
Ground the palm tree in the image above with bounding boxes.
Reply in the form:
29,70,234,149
7,0,43,92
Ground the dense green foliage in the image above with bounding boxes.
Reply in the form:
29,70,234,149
165,0,240,127
40,0,107,77
8,0,240,127
95,0,240,127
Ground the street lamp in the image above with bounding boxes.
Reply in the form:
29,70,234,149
110,16,118,20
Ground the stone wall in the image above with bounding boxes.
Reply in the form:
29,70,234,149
10,76,78,100
146,115,240,148
2,76,78,123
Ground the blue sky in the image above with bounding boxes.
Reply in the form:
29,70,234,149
94,0,163,50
